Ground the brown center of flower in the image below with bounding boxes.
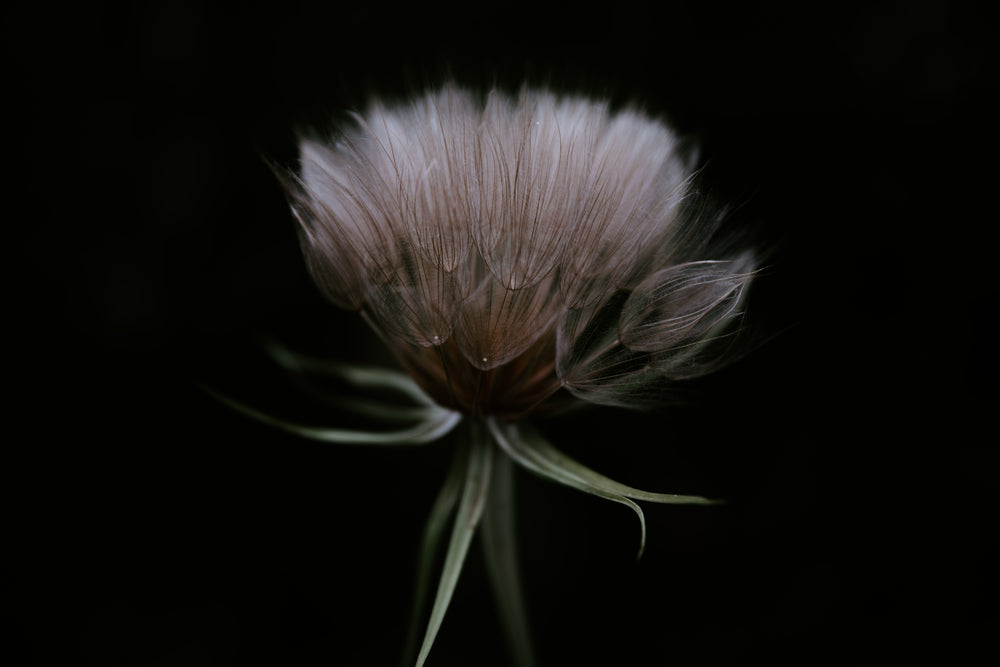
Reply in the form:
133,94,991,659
389,329,565,420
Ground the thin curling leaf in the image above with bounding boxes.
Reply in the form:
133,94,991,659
260,343,429,422
284,392,428,424
489,420,721,559
416,422,494,667
263,340,439,407
517,425,721,507
203,386,461,445
488,419,648,561
401,446,467,667
619,257,754,353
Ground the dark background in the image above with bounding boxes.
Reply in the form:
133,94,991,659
9,0,995,664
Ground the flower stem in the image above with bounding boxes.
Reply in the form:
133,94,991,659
414,420,493,667
400,443,467,667
481,447,538,667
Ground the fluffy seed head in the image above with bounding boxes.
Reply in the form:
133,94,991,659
282,85,755,418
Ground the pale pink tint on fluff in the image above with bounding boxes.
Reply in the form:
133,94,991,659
283,85,755,418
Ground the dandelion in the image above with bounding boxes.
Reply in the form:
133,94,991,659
216,85,757,666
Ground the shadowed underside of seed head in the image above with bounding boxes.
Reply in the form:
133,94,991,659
387,323,567,421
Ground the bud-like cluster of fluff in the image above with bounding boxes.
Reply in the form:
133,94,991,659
282,85,755,418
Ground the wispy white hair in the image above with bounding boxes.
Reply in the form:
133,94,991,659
279,85,755,416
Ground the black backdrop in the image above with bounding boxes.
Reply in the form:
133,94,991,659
9,1,996,665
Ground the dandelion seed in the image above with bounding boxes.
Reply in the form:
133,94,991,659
228,84,758,666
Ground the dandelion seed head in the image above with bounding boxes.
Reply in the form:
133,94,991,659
282,84,756,419
214,82,759,667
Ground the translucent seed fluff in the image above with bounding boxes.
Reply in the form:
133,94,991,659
280,85,755,419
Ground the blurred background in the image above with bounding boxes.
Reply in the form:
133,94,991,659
8,0,995,664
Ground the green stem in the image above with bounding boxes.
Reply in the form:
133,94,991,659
414,421,493,667
400,443,468,667
481,449,538,667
